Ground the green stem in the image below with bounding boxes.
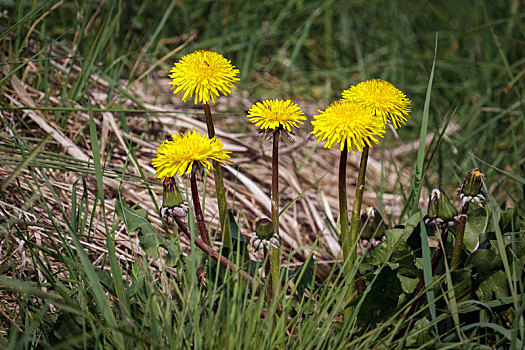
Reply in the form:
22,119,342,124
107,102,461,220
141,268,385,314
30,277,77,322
339,145,352,321
344,145,369,323
203,103,231,248
349,146,369,259
270,132,281,303
264,247,273,304
450,202,470,268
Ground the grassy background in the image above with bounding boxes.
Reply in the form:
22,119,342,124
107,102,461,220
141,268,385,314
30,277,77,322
1,0,524,348
4,0,523,199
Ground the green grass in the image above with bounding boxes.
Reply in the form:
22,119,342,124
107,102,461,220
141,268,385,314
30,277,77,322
1,0,524,348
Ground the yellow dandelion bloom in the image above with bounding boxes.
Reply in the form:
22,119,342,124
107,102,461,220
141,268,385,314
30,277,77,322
342,79,411,129
311,101,386,152
169,50,240,105
152,129,232,178
247,99,306,132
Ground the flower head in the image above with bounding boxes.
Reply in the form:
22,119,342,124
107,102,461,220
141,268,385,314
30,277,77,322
311,101,386,152
152,129,232,178
342,79,411,129
247,99,306,133
169,50,240,105
427,189,458,222
255,218,275,240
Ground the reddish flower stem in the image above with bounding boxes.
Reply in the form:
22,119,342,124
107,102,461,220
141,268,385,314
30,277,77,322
190,171,210,246
203,103,216,138
171,214,291,333
172,215,259,292
270,132,281,302
408,226,449,316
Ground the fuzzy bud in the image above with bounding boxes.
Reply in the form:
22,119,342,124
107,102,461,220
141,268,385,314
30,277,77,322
162,177,183,208
359,206,387,239
250,218,280,250
427,188,458,222
160,177,187,218
460,168,485,197
255,218,274,240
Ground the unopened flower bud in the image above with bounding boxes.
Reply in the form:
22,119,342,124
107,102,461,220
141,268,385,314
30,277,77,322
160,177,187,218
163,177,183,208
458,168,486,206
255,218,274,240
460,168,485,197
427,189,458,222
250,218,280,250
359,206,387,239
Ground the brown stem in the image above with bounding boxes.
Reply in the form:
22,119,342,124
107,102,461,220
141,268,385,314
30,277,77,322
351,147,369,298
339,146,353,321
190,171,210,246
271,133,279,239
172,215,260,292
270,132,281,302
349,146,369,259
343,145,370,323
339,146,349,274
172,215,290,332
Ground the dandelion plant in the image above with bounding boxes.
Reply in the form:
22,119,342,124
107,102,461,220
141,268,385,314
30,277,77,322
168,50,240,248
338,79,411,321
311,100,385,321
246,99,305,304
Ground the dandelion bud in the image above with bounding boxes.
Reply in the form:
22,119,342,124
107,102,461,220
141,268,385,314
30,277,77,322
427,188,458,224
250,218,280,251
458,168,486,206
460,168,485,197
359,206,387,239
255,218,274,240
160,177,187,218
163,177,183,208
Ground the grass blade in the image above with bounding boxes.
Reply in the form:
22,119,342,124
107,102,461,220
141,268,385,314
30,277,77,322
410,33,438,216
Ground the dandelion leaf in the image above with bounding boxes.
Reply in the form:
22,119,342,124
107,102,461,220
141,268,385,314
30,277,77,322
397,273,418,294
464,208,487,252
475,270,509,302
465,247,503,279
115,196,162,259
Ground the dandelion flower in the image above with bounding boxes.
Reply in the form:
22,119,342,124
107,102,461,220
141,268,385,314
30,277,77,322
247,99,306,133
152,129,232,178
169,50,240,105
311,101,385,152
342,79,411,129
